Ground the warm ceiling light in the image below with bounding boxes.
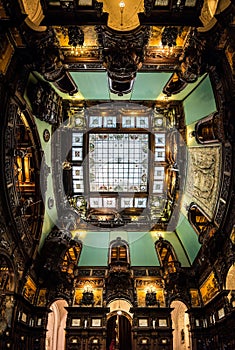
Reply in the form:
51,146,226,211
119,1,125,8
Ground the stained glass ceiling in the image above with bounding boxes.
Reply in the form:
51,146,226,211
65,102,185,232
38,75,217,266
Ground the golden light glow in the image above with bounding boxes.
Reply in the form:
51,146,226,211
119,1,125,8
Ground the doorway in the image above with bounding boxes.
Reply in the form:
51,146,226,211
171,300,191,350
45,299,68,350
107,314,132,350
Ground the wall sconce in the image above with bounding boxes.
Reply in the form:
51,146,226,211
119,1,125,27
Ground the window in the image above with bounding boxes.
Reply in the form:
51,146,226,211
60,244,82,276
155,238,178,273
109,238,130,264
188,203,213,238
88,133,149,193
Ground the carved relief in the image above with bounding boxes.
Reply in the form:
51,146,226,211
74,288,102,307
190,289,201,307
200,271,220,305
22,276,37,304
96,25,150,94
27,80,62,125
186,145,222,220
0,295,14,335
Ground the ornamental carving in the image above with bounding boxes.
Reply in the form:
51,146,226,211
185,145,222,220
23,27,78,94
28,80,62,125
106,269,134,304
96,25,150,94
178,30,207,83
0,295,14,335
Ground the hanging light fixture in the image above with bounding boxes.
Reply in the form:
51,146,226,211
119,1,125,27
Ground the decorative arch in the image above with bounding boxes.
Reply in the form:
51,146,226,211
40,228,82,283
108,237,130,265
188,203,216,241
194,112,224,144
106,299,133,350
155,237,179,273
3,98,44,254
170,300,191,350
60,239,82,278
45,299,68,350
225,264,235,308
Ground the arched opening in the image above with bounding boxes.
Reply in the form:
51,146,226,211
109,237,130,265
226,265,235,307
194,112,224,144
155,237,180,276
171,300,191,350
188,203,216,242
107,299,132,350
45,299,68,350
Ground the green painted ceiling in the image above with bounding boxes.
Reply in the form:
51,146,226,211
38,72,218,268
69,71,207,101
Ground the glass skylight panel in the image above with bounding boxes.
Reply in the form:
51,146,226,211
103,116,116,128
153,181,164,193
72,133,83,146
72,166,83,178
155,149,165,161
90,197,102,208
154,167,165,179
89,116,102,128
122,116,135,128
72,147,83,161
155,133,165,146
89,133,149,192
73,180,84,193
121,198,134,208
134,198,147,208
103,198,116,208
136,116,149,128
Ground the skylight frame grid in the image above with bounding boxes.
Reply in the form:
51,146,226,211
88,133,149,193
